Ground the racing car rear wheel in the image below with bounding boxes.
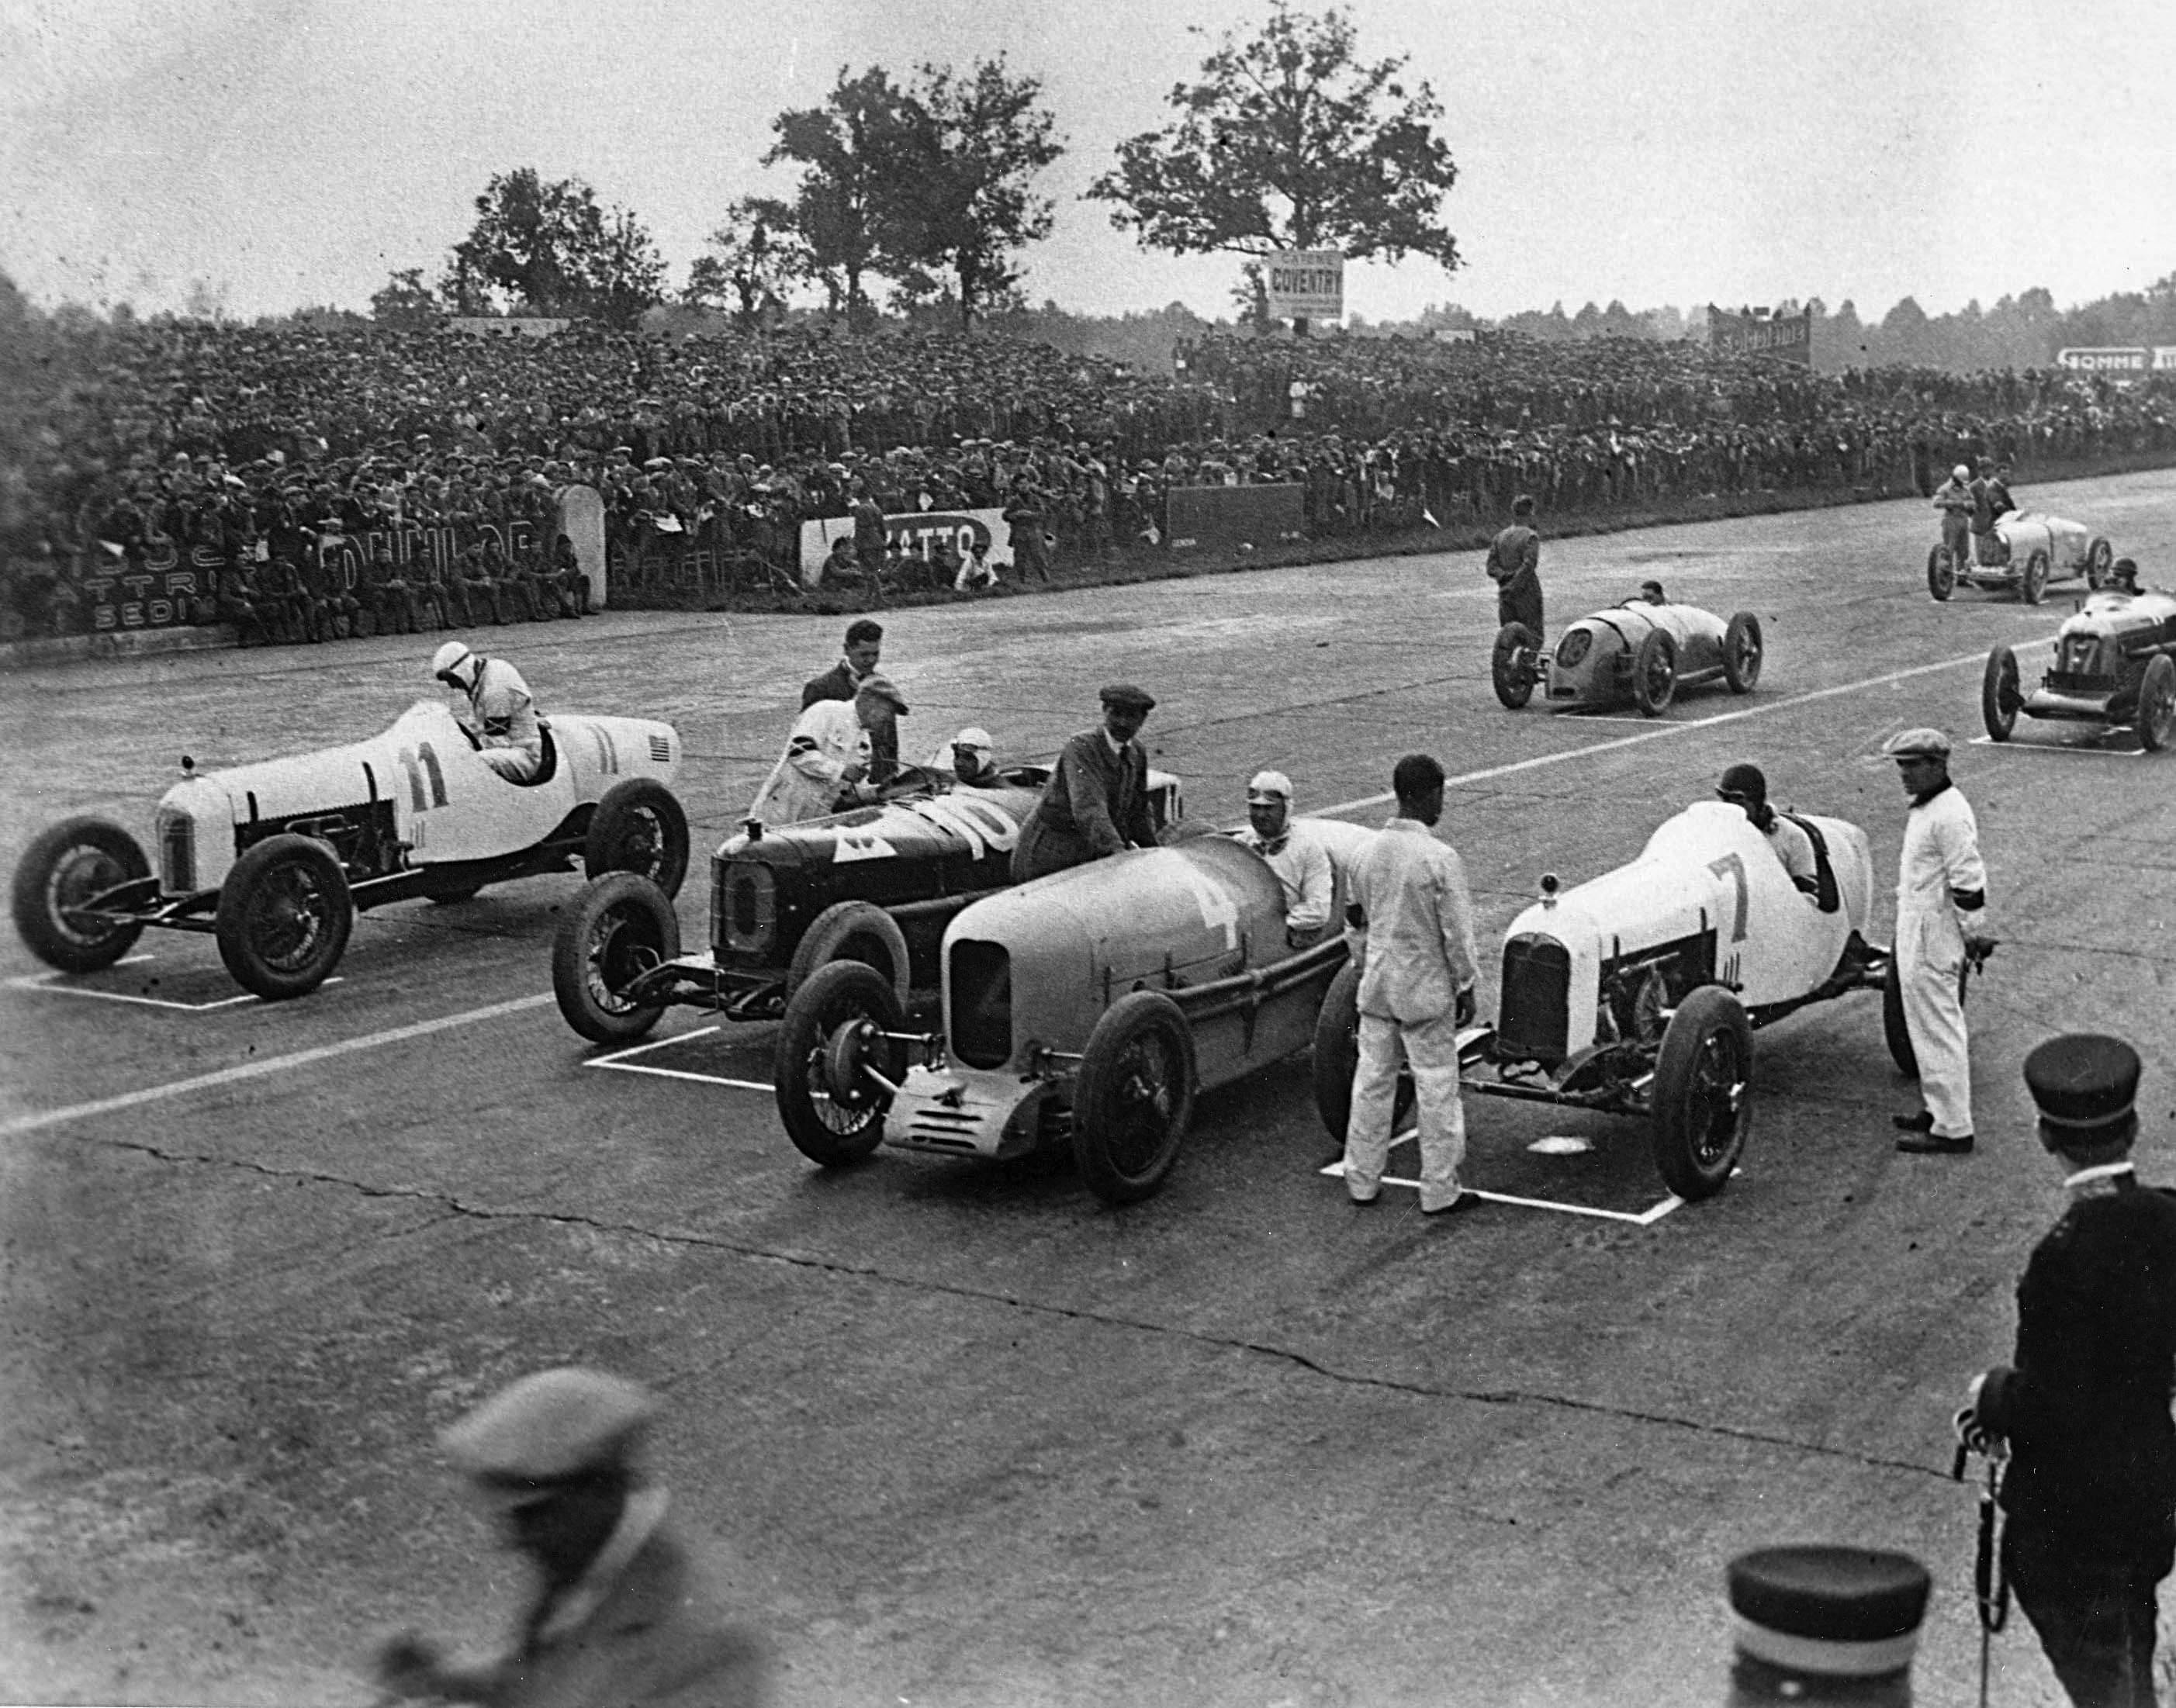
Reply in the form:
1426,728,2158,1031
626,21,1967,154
786,900,912,1008
552,873,681,1043
11,815,150,973
585,778,690,899
1721,612,1763,693
774,960,903,1167
1073,991,1197,1205
1490,623,1541,710
2139,655,2176,752
1631,628,1677,716
1926,548,1954,602
1981,646,2020,742
214,833,353,1000
1650,985,1752,1201
1310,960,1416,1146
2019,550,2050,606
2086,538,2114,590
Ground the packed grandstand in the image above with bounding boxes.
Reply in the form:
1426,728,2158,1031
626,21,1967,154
6,309,2174,643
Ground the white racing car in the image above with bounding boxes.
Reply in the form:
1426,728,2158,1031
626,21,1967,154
1927,511,2115,603
12,700,687,999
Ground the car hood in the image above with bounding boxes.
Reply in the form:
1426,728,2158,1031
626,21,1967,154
155,699,457,825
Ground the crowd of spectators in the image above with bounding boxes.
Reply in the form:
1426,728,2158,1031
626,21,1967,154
6,310,2173,641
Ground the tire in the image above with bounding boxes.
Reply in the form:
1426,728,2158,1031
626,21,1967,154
1649,985,1753,1201
1631,628,1677,716
584,777,690,899
2086,538,2114,590
1882,954,1918,1077
213,833,353,1000
773,960,902,1167
1310,959,1416,1145
1721,611,1763,693
784,900,912,1008
11,815,150,973
1926,547,1954,602
1071,991,1197,1205
2140,655,2176,752
1981,645,2020,742
1490,622,1541,710
552,873,681,1043
2020,550,2049,606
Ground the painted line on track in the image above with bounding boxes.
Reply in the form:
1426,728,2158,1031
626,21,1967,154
1313,641,2057,818
1316,1157,1686,1226
0,992,555,1140
11,969,344,1011
1966,735,2146,759
585,1027,771,1092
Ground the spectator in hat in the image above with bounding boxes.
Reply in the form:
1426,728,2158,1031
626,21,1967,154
1233,769,1337,946
1882,728,1991,1154
801,618,897,783
1959,1036,2176,1708
953,538,998,593
1002,485,1052,583
1715,762,1818,897
1012,685,1160,882
1485,493,1545,641
748,672,907,825
371,1366,767,1707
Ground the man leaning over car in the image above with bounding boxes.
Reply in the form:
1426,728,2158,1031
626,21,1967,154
1011,685,1159,883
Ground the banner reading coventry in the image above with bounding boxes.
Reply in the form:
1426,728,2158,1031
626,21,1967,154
1266,251,1344,323
1707,305,1813,366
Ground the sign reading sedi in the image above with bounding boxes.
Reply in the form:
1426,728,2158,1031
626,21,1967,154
1266,250,1344,322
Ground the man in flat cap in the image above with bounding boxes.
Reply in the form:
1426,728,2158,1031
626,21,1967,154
1233,769,1337,947
373,1366,766,1706
1956,1036,2176,1706
749,673,906,825
1012,686,1160,882
1883,728,1992,1153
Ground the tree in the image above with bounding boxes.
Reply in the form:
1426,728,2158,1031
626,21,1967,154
441,168,666,325
685,196,803,327
764,67,924,324
1088,2,1461,323
898,57,1065,328
371,267,442,329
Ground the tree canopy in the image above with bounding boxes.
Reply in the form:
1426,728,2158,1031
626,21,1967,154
441,168,666,326
763,67,925,324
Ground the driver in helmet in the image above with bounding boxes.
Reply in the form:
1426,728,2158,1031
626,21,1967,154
946,727,1004,790
2109,556,2143,595
432,641,543,781
1717,763,1819,898
1633,579,1668,605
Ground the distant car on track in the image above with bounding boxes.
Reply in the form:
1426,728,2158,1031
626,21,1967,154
12,700,687,1000
1493,596,1763,715
1981,586,2176,751
1927,510,2114,603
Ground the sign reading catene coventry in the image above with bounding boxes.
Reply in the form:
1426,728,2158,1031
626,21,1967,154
1266,251,1344,322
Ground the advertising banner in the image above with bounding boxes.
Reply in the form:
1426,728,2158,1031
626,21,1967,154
2057,347,2150,372
2157,347,2176,372
1164,484,1306,554
1707,305,1813,365
797,507,1015,589
1266,250,1344,323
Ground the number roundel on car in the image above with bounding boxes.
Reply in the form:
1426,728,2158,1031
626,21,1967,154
903,795,1020,858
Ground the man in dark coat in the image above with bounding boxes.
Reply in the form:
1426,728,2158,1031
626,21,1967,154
801,618,895,783
1012,684,1159,883
1962,1034,2176,1706
1485,493,1545,639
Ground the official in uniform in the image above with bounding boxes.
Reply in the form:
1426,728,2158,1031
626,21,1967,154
1715,763,1819,897
433,641,545,782
372,1366,767,1707
1233,769,1336,946
1485,493,1545,640
1960,1036,2176,1707
1011,685,1158,883
1884,728,1991,1154
1342,753,1482,1217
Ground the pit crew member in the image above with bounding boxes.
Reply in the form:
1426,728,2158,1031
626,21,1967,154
1233,769,1336,947
1715,763,1818,897
748,674,907,825
1011,684,1157,883
1884,728,1991,1155
431,641,545,782
1933,465,1974,569
1484,493,1545,640
803,619,897,783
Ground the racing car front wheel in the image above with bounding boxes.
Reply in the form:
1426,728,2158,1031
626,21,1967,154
1722,612,1763,693
1926,548,1954,602
214,833,353,1000
774,960,903,1167
1650,986,1752,1201
1073,991,1197,1205
11,815,150,973
552,873,681,1043
1631,628,1677,716
1490,623,1541,710
2139,655,2176,752
1981,646,2020,743
586,778,690,899
786,900,912,1008
2019,550,2050,607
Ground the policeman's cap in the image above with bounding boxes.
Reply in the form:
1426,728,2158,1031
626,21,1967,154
439,1367,659,1483
1247,769,1294,804
2023,1034,2140,1146
1881,728,1951,761
856,672,908,714
1099,684,1156,714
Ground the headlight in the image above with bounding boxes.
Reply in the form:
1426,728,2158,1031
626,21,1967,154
1555,630,1593,668
716,859,775,958
156,806,196,894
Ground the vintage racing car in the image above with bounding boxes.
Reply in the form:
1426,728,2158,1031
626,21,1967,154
1493,597,1763,715
1981,586,2176,751
766,821,1372,1205
1927,511,2115,603
550,762,1184,1042
1314,800,1922,1202
12,700,687,1000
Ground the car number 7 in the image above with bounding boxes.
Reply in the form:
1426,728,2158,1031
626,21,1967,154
1705,852,1749,944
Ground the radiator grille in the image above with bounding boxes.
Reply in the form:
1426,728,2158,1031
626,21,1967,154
1497,933,1572,1066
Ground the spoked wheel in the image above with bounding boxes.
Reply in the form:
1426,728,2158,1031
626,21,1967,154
1882,954,1918,1077
552,873,681,1042
2140,655,2176,752
10,816,150,973
1721,611,1763,693
1926,547,1954,601
1491,622,1542,710
1631,628,1677,715
2020,550,2050,606
2086,538,2114,590
1072,991,1197,1204
213,833,353,1000
773,961,905,1167
1981,645,2020,742
1650,986,1752,1200
585,777,690,898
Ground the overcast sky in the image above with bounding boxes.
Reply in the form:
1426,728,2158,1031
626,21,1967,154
4,0,2172,327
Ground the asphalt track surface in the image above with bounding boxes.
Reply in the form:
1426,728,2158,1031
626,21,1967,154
4,468,2174,1707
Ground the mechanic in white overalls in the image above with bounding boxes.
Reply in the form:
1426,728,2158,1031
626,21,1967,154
431,641,543,783
1884,728,1993,1155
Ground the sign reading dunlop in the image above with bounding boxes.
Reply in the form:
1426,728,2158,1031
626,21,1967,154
1266,250,1344,322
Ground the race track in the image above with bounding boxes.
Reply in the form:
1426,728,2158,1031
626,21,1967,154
4,468,2174,1707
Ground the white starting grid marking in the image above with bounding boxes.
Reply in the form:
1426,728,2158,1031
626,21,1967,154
1316,1133,1692,1226
1967,735,2147,760
584,1026,771,1092
9,956,344,1011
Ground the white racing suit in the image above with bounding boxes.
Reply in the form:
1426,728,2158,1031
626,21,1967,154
455,657,543,781
747,699,867,825
1895,783,1989,1139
